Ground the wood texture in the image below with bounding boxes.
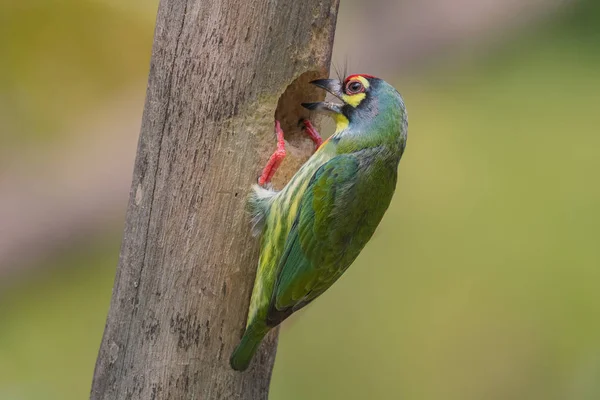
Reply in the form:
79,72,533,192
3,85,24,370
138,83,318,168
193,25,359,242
90,0,339,399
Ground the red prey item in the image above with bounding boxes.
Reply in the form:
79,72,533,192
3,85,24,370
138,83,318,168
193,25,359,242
302,119,323,149
258,121,286,186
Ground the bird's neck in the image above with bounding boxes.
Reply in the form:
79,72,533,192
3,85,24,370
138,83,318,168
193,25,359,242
332,108,407,156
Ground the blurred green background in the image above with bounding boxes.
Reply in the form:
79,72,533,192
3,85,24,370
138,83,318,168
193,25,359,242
1,1,599,399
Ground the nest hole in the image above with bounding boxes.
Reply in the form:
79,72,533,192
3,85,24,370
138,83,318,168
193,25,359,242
274,70,328,146
265,70,332,188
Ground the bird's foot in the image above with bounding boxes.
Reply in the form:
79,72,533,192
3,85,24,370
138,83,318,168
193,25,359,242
258,120,286,187
300,119,323,151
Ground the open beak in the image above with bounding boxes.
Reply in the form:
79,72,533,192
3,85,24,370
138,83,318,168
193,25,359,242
301,79,343,114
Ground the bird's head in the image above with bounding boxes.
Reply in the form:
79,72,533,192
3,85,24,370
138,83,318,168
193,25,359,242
302,74,404,133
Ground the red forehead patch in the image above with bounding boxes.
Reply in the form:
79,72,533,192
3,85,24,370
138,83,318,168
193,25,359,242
344,74,376,83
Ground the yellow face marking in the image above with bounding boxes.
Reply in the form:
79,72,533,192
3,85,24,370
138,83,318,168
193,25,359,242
341,76,370,107
342,92,365,107
334,113,349,133
355,76,370,88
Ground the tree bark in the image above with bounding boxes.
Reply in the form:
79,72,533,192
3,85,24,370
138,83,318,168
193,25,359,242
90,1,339,399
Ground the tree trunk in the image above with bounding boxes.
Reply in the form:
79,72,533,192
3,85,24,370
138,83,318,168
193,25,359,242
90,0,339,399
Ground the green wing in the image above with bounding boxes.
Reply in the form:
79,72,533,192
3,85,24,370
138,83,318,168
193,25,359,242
267,154,369,325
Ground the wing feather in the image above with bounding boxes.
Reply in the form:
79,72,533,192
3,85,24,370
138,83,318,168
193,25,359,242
266,155,361,324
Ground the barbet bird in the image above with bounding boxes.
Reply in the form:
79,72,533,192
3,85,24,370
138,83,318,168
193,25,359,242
230,74,408,371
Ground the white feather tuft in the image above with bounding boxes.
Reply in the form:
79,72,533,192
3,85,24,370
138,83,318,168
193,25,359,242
248,184,276,236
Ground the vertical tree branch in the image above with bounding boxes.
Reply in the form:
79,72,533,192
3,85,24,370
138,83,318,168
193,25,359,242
90,0,339,399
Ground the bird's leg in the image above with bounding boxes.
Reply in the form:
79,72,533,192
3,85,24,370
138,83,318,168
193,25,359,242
301,119,323,151
258,120,286,187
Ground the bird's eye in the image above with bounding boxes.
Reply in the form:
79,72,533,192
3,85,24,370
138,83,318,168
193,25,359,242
345,80,364,94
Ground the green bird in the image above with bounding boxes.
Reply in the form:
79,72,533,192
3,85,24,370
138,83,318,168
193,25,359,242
230,74,408,371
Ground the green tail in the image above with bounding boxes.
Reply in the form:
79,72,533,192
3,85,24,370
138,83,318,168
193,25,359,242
230,322,269,371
